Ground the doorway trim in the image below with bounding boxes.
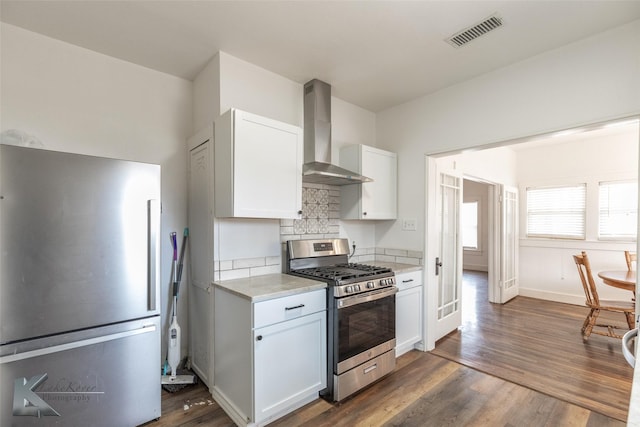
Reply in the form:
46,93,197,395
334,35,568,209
421,115,640,351
463,176,501,304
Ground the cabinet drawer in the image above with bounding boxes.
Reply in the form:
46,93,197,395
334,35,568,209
395,270,422,291
254,289,326,328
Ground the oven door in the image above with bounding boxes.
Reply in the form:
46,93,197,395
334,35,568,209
335,287,397,374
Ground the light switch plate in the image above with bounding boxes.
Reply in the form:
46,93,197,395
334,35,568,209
402,218,417,231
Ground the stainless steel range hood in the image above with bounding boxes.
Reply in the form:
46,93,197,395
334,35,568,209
303,79,372,186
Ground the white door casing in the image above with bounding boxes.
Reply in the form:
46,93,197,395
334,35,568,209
187,125,215,386
425,157,463,345
500,185,519,303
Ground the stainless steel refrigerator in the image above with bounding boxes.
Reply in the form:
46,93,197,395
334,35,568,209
0,144,161,426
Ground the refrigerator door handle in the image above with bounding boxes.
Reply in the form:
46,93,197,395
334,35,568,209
0,324,157,364
148,199,160,312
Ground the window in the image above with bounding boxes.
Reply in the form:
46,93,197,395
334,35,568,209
462,200,479,249
526,184,586,239
599,180,638,240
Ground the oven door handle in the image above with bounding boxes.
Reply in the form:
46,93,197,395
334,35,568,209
337,287,398,309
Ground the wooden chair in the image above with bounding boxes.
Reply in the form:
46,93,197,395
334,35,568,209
573,251,634,341
625,250,637,271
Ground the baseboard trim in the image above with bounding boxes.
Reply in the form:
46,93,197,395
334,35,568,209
518,288,583,306
462,264,488,272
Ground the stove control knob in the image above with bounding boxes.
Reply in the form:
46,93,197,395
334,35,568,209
355,284,361,292
380,279,387,286
389,278,395,285
367,282,375,289
345,286,353,293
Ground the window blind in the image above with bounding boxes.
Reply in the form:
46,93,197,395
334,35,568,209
526,184,586,239
599,180,638,240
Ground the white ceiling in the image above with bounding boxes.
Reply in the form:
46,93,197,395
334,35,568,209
2,1,640,112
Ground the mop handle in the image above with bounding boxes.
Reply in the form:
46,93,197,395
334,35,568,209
176,228,189,284
170,232,178,290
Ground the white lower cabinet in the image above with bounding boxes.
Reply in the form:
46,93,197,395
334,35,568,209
254,312,326,422
395,270,423,357
212,287,327,427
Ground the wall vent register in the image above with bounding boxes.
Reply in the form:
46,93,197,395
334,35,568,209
446,14,504,48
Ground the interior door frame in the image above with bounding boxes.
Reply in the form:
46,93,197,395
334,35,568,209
424,163,520,349
423,115,639,351
424,156,438,350
499,184,519,303
424,156,465,349
463,176,501,303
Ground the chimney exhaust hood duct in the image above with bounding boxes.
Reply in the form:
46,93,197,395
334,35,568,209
302,79,373,186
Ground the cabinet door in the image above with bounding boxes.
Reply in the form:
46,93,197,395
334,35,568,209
188,133,214,386
233,111,303,219
361,146,397,219
340,144,397,220
396,286,422,357
254,311,327,424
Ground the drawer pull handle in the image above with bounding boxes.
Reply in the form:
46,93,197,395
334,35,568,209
402,279,414,283
285,304,305,311
256,335,263,341
364,364,377,374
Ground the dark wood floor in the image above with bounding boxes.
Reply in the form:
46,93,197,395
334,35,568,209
432,270,633,422
144,271,631,426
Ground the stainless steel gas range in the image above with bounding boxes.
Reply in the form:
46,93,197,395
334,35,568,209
286,238,397,402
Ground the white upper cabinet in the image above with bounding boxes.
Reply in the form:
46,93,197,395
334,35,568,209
340,144,397,220
214,108,303,219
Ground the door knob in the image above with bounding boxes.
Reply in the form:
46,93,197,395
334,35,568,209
435,257,443,276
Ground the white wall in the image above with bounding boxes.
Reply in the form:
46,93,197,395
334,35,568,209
191,52,380,263
193,53,220,132
376,20,640,252
215,52,303,262
463,180,489,271
517,126,638,303
192,52,302,264
332,97,378,249
193,51,304,134
219,52,303,127
1,23,193,362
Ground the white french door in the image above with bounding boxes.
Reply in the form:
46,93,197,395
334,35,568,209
499,185,519,303
434,168,463,340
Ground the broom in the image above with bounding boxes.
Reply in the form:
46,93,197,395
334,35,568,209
161,228,196,392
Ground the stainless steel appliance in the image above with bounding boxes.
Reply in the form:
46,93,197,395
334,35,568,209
302,79,373,186
286,238,397,401
0,144,161,426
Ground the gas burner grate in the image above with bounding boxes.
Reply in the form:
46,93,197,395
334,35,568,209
295,263,392,282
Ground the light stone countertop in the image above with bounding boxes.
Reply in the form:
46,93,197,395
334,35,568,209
372,261,423,275
213,273,327,302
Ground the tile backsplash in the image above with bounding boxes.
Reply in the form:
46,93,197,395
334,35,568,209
280,183,341,241
214,182,423,281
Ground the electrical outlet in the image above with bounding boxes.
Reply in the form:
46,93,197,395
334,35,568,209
402,219,417,231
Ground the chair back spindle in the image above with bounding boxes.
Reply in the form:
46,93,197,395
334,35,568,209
625,251,637,271
573,251,599,307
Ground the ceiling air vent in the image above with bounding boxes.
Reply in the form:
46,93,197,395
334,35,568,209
446,14,503,48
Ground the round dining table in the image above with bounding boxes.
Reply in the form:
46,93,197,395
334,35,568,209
597,270,636,292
